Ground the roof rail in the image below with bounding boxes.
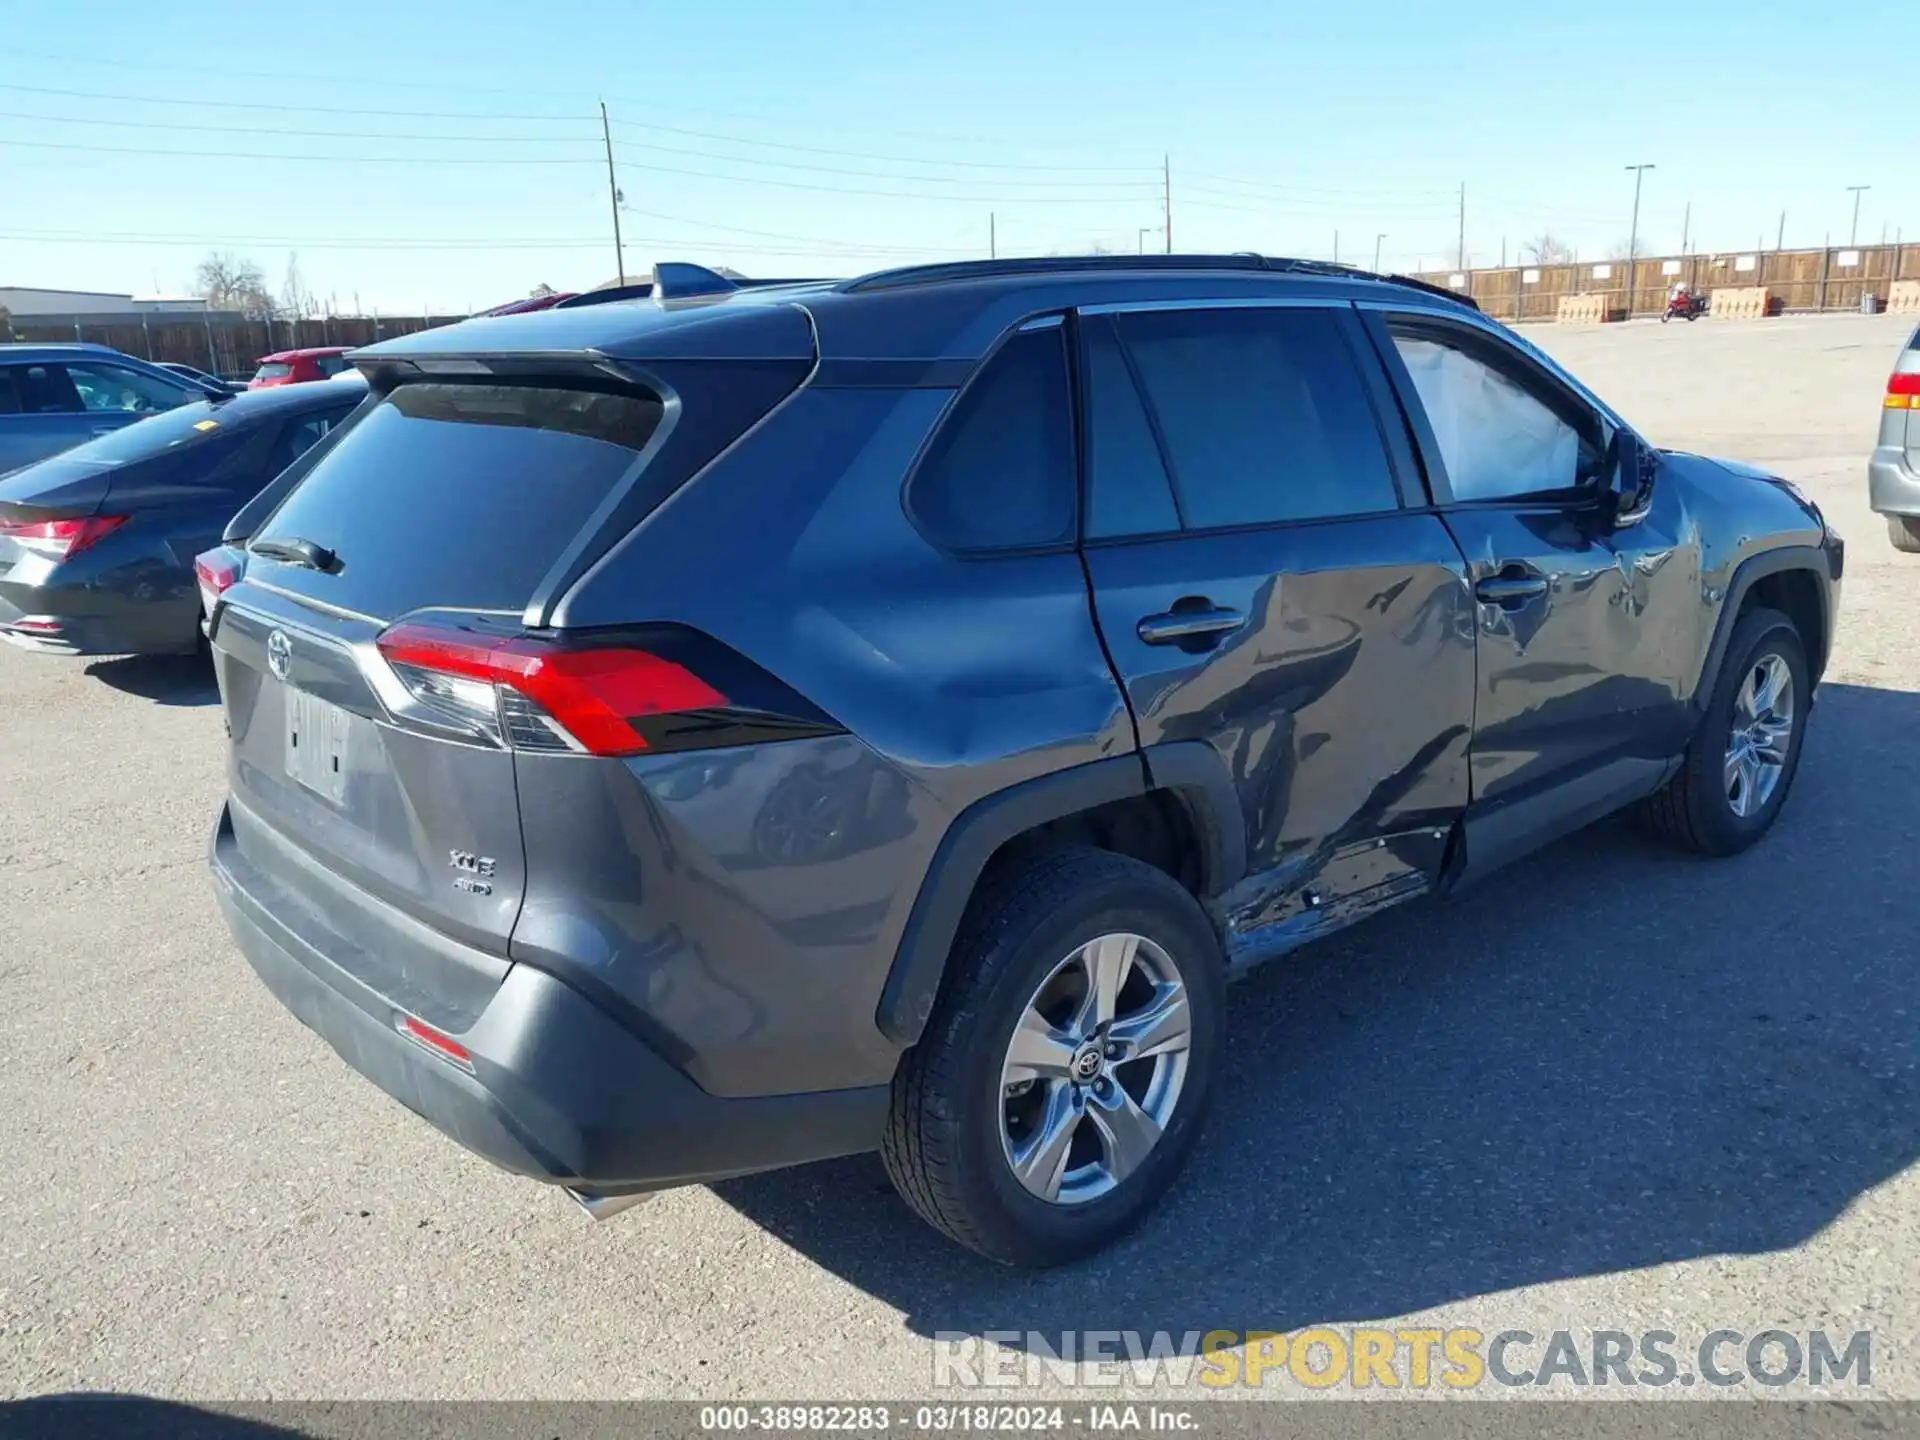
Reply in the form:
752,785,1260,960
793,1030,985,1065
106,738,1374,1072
842,252,1480,311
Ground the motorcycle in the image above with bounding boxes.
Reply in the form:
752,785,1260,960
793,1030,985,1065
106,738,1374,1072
1663,291,1707,322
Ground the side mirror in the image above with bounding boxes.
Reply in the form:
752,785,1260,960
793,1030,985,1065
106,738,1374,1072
1605,429,1656,527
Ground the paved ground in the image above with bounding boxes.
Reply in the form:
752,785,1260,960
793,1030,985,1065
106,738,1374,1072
2,313,1916,1405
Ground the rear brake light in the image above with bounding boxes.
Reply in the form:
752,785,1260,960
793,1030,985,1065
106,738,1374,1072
194,549,242,617
0,514,127,560
1887,372,1920,407
396,1014,473,1070
376,621,729,756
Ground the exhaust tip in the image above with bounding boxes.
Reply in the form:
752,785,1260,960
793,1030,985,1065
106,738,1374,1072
567,1187,655,1222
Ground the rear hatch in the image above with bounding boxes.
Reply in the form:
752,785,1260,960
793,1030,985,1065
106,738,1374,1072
213,325,813,1025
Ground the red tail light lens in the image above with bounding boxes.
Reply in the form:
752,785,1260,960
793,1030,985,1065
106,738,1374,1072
1887,371,1920,408
194,549,242,618
376,621,728,756
0,514,128,560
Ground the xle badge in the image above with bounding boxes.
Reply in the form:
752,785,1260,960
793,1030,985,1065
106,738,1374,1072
449,849,496,896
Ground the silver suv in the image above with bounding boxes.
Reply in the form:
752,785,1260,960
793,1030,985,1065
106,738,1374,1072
1871,323,1920,552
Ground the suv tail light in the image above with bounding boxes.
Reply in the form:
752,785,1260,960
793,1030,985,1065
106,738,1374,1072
374,619,838,757
0,514,127,560
194,547,242,619
1889,349,1920,409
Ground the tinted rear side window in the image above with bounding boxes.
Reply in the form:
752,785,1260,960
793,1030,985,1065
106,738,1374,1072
1084,316,1181,538
908,326,1075,552
254,382,661,618
1113,307,1399,529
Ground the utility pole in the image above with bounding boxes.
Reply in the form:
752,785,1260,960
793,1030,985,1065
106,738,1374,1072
1776,211,1786,252
1374,233,1386,271
1138,227,1153,254
1457,182,1466,269
600,101,626,286
1847,184,1871,247
1163,155,1173,253
990,212,996,260
1624,162,1655,317
1333,230,1340,264
1681,201,1691,255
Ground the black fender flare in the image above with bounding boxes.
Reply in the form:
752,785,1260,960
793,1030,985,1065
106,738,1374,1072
1690,543,1836,714
874,742,1245,1047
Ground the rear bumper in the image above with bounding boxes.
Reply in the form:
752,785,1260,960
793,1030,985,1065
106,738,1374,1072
1869,450,1920,518
0,579,200,656
210,805,889,1196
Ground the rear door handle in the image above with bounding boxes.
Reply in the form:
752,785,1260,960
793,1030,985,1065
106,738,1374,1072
1137,606,1246,646
1473,572,1549,608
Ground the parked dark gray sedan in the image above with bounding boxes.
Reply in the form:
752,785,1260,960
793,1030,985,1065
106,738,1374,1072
0,376,366,656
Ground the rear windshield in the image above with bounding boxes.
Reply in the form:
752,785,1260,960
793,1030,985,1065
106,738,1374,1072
60,401,229,464
253,363,293,381
253,381,662,618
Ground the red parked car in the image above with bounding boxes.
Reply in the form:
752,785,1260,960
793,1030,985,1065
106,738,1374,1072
248,347,353,388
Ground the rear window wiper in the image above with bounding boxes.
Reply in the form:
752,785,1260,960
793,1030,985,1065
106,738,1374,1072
250,536,338,573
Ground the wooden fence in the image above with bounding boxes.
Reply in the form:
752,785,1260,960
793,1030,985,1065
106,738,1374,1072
1413,242,1920,323
0,310,468,380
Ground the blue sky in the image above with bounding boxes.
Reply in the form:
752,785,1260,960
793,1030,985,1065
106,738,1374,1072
2,0,1910,312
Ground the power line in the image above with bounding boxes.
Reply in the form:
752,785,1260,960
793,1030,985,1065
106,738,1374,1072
0,226,960,257
0,107,595,143
605,116,1150,174
0,80,593,123
1181,169,1457,199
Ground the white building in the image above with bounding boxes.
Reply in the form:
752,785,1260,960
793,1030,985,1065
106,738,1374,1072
0,286,210,317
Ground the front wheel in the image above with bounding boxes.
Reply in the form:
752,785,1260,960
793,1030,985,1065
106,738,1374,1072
1661,311,1672,323
1641,606,1809,856
882,847,1223,1267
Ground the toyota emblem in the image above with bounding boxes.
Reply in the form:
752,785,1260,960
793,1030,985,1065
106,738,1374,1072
266,628,293,682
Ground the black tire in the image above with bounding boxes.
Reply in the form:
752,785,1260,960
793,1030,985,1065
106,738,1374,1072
1887,515,1920,555
1641,606,1809,856
881,846,1223,1267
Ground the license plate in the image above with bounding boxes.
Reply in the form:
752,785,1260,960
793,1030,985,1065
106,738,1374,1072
285,686,351,805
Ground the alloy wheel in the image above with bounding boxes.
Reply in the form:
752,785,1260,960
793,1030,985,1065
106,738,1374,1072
1724,652,1795,819
998,932,1191,1206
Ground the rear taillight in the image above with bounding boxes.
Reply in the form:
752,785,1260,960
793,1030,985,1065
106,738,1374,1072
1886,371,1920,409
0,514,127,560
374,619,811,757
194,548,242,619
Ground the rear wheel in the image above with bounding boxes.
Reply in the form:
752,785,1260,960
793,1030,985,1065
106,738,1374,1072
1641,606,1808,856
1887,515,1920,554
882,847,1222,1267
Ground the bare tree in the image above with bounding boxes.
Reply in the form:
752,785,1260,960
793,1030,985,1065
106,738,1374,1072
194,251,273,312
1522,233,1573,265
1606,236,1645,261
280,252,318,318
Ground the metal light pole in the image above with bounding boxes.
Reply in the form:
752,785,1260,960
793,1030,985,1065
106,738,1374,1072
1847,184,1871,247
1374,233,1386,272
1138,227,1154,255
1624,163,1655,317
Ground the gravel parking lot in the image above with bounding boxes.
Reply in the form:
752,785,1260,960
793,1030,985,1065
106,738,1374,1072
2,313,1916,1405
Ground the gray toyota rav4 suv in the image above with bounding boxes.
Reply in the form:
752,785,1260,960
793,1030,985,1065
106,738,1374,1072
204,256,1843,1267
